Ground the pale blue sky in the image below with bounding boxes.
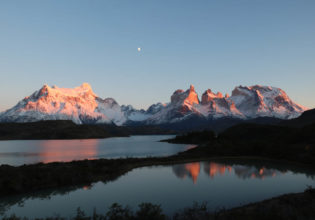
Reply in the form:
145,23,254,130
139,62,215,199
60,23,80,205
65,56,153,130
0,0,314,111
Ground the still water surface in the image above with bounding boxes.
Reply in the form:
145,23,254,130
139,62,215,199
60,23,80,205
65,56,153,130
0,135,195,166
1,160,314,218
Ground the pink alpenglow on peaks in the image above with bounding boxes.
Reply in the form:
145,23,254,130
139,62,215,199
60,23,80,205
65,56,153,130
170,85,199,106
230,85,308,119
185,85,200,105
0,83,308,125
145,84,308,124
0,83,126,125
201,89,224,104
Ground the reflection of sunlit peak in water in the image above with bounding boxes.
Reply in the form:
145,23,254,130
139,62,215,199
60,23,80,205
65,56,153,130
172,162,286,182
185,163,200,184
234,165,282,179
39,139,100,163
82,185,92,190
172,162,201,184
259,168,264,175
173,162,233,183
203,162,232,178
228,166,232,173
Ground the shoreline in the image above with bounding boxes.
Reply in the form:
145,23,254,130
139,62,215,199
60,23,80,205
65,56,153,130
1,178,314,219
1,188,315,219
0,152,314,197
0,151,314,219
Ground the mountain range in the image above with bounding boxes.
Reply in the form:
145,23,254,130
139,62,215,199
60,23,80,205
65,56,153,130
0,83,308,127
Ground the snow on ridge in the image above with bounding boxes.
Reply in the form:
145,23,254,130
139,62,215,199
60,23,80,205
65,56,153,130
0,83,126,125
0,83,308,125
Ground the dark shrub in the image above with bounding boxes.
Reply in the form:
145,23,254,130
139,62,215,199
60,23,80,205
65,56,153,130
135,203,166,220
105,203,133,220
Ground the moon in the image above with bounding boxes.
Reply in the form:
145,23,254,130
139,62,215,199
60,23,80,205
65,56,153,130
137,47,141,52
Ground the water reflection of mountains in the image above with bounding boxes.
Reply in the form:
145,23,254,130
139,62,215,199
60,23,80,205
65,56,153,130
0,159,314,215
173,162,278,183
172,160,315,183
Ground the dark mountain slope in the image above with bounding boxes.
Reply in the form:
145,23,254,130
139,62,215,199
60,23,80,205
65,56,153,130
280,108,315,127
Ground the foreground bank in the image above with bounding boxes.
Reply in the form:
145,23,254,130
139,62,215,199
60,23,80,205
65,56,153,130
2,188,315,220
1,151,314,197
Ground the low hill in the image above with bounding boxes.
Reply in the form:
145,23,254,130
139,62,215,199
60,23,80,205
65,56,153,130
280,108,315,127
0,120,122,140
0,120,176,140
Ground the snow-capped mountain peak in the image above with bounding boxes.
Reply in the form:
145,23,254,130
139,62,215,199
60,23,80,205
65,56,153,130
0,83,308,125
171,85,199,106
201,89,223,104
0,83,126,125
230,85,307,119
34,83,96,99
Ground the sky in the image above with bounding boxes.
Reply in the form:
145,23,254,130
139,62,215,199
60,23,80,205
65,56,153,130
0,0,315,111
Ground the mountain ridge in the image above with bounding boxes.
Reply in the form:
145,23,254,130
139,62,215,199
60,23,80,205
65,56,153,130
0,83,308,126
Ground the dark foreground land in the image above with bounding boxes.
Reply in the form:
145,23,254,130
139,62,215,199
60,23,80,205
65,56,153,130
2,188,315,220
164,122,315,165
0,121,121,140
0,120,175,140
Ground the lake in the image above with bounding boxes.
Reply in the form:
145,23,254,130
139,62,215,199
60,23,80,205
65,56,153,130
0,135,195,166
0,159,314,218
